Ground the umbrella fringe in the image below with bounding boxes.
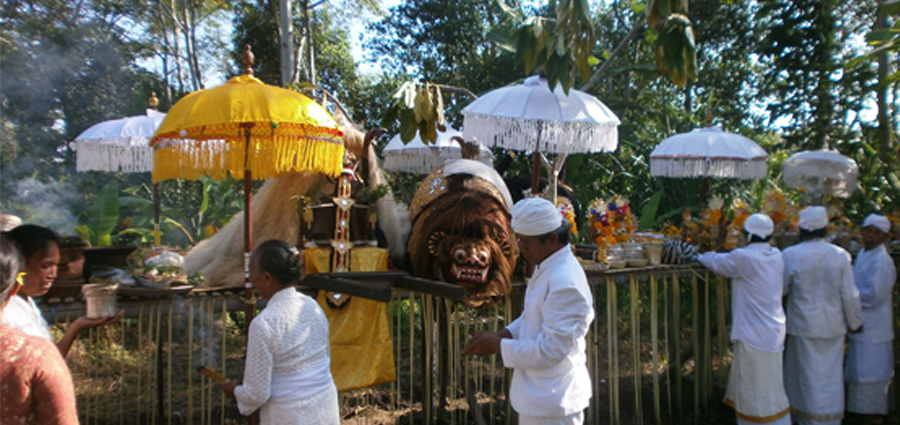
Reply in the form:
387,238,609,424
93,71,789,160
73,140,154,173
152,132,344,183
461,113,619,154
649,158,767,179
383,151,492,174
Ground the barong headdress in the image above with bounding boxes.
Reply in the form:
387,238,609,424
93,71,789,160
797,206,828,231
744,213,774,240
511,198,563,236
862,214,891,234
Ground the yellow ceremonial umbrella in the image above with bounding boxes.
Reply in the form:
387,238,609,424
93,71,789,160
150,45,343,322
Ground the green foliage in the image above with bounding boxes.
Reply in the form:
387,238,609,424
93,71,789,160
381,82,447,144
355,184,391,207
76,182,120,247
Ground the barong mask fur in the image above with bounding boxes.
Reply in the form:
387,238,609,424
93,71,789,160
408,172,517,308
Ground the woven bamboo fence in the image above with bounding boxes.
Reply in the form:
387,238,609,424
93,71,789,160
45,260,898,425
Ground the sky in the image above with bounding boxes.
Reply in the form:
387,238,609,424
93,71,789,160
350,0,402,76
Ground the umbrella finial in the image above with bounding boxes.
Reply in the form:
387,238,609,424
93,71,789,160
241,45,255,76
148,92,159,110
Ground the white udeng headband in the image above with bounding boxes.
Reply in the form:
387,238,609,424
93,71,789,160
511,198,562,236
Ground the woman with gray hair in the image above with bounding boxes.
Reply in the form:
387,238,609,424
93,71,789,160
0,233,79,424
217,240,339,424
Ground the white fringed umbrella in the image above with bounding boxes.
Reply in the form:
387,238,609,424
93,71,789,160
70,109,165,173
782,149,858,198
382,127,492,174
462,75,620,200
69,106,167,245
649,126,768,179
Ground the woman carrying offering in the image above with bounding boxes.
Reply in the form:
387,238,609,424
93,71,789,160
217,240,339,424
1,224,121,358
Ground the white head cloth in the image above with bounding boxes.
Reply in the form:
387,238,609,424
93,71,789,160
798,206,828,231
862,214,891,234
511,198,563,236
744,213,774,240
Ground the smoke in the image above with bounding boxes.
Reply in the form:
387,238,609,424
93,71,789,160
1,176,80,236
171,297,225,371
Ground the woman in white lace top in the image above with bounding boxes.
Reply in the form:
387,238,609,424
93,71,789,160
218,240,339,424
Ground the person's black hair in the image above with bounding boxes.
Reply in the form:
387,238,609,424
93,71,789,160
0,233,23,300
537,220,571,245
745,230,771,244
799,227,827,241
251,240,302,286
7,224,59,261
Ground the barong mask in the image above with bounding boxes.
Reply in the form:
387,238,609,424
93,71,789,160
408,161,517,308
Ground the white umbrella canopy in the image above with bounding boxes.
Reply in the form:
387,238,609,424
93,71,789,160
70,109,166,173
649,126,768,179
782,149,858,198
462,75,620,154
69,107,167,245
462,75,620,199
382,127,492,174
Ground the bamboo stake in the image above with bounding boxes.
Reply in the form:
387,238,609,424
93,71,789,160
663,275,672,419
651,274,661,424
608,277,620,424
221,299,227,425
423,295,433,423
672,272,682,418
630,275,641,423
703,274,711,412
691,275,699,423
167,303,173,425
716,276,728,384
188,299,194,423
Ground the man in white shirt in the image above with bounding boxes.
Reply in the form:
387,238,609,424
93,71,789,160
461,197,594,425
698,213,790,425
845,214,895,422
782,206,863,425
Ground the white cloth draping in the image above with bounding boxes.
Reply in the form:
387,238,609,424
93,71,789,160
782,240,862,338
698,243,786,352
234,287,338,425
784,335,845,425
845,340,893,414
850,244,896,343
501,245,594,420
518,410,584,425
845,243,896,415
724,341,791,424
1,295,52,341
258,381,339,425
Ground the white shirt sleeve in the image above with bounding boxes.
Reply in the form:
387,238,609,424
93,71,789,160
506,316,522,339
858,258,896,309
698,251,741,278
501,285,592,369
234,319,274,415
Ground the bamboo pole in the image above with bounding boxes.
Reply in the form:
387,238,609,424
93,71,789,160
630,275,642,423
651,274,661,424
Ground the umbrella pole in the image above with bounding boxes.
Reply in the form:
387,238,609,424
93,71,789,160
153,182,161,246
242,128,256,327
531,125,543,194
241,126,258,425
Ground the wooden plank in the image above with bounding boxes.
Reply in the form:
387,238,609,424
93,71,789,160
302,275,392,302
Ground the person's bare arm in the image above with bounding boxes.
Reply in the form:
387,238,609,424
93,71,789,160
56,310,123,357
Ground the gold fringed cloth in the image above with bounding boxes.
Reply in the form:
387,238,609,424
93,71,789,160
305,246,396,391
149,74,345,183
